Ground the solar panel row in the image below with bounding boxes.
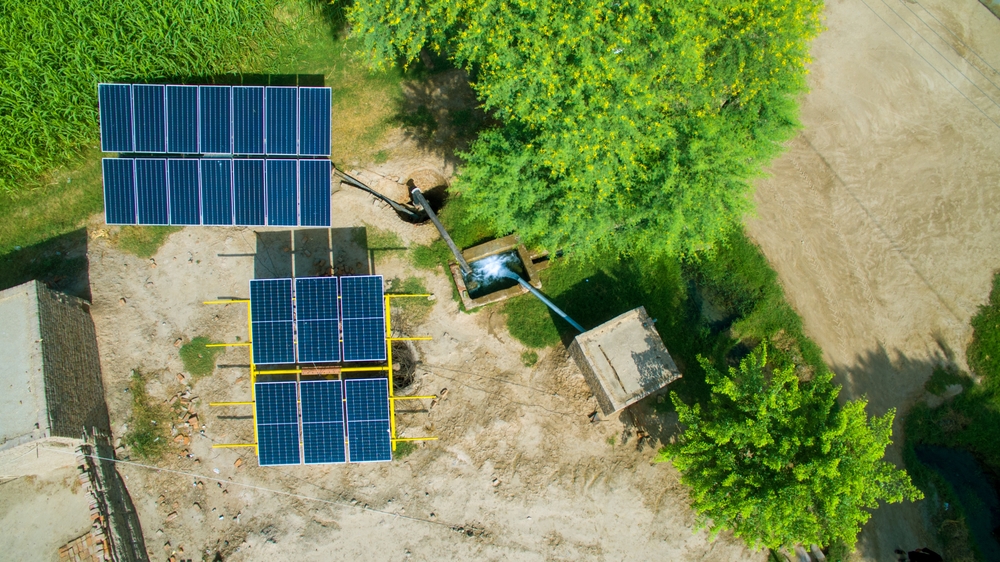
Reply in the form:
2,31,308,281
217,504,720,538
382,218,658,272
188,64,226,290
247,276,385,365
103,158,331,227
98,84,331,156
254,379,391,466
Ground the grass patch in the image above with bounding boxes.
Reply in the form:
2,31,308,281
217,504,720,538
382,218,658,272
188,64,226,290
521,351,539,367
968,272,1000,381
365,224,407,264
393,441,417,458
373,149,391,164
179,337,224,378
113,226,181,258
387,277,434,327
123,371,170,460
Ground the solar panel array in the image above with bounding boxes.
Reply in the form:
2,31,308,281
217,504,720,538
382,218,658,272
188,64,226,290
254,378,391,466
248,275,385,365
102,158,331,227
98,84,332,156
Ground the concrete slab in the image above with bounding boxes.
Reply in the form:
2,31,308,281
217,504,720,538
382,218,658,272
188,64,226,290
569,306,681,415
0,281,48,450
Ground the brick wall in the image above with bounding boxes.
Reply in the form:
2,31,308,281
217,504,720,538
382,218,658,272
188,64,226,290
35,282,110,438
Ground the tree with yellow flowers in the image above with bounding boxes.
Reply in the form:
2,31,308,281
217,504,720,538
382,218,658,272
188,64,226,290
347,0,823,259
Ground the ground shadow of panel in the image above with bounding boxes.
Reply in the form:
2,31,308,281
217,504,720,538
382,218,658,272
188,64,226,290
255,228,371,280
0,228,91,301
255,231,294,279
294,229,333,278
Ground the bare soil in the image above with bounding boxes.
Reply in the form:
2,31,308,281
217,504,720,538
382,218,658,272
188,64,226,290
746,0,1000,558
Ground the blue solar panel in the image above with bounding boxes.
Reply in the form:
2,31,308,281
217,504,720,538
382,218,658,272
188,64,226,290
341,276,386,362
166,86,198,154
298,88,331,156
233,159,265,226
266,87,298,155
299,160,331,227
255,382,301,466
133,85,166,153
200,159,233,225
200,86,231,154
266,160,297,226
233,86,265,155
99,84,133,153
250,279,295,364
300,380,346,464
135,159,168,225
295,277,340,363
345,379,391,462
102,158,136,225
167,159,200,225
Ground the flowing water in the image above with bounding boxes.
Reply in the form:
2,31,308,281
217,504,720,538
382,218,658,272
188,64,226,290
464,251,528,300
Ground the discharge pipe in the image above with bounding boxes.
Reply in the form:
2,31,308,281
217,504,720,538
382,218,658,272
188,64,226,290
410,187,473,276
500,269,585,332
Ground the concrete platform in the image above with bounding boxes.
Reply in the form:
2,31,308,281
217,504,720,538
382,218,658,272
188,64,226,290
449,234,546,310
568,306,681,415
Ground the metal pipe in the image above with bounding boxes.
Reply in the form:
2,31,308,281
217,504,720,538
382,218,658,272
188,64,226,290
335,169,425,221
410,188,473,276
501,270,585,332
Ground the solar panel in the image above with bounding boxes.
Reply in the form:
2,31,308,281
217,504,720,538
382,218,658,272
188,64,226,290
300,380,346,464
167,159,200,225
255,382,301,466
340,276,387,362
344,378,391,462
233,159,265,226
135,159,168,225
299,160,331,227
102,158,136,225
166,85,199,154
200,86,232,154
233,86,265,155
295,277,340,363
266,160,297,226
250,279,295,364
200,159,234,225
98,84,133,153
298,88,331,157
266,87,298,156
132,85,166,153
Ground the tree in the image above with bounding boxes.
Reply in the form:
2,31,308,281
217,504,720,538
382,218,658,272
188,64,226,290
347,0,823,259
657,342,920,551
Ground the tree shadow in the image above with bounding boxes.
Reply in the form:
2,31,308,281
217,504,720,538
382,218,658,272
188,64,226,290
0,228,90,301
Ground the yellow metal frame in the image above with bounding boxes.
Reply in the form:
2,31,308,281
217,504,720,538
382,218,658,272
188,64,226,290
204,291,438,456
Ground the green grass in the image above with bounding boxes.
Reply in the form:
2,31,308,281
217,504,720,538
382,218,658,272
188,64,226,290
123,370,170,460
113,226,181,258
393,441,417,458
373,149,391,164
968,272,1000,381
0,0,290,194
179,337,224,378
521,351,539,367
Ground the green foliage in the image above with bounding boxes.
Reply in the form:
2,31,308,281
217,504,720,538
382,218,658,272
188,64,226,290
347,0,823,260
393,440,417,458
179,337,223,378
521,350,539,367
659,343,920,551
925,364,971,397
968,272,1000,381
123,371,170,459
113,226,180,258
0,0,289,194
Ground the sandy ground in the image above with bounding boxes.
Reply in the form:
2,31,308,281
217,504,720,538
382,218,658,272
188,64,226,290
85,150,759,560
746,0,1000,558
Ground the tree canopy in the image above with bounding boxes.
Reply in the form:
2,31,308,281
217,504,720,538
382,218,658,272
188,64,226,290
347,0,823,259
658,343,921,551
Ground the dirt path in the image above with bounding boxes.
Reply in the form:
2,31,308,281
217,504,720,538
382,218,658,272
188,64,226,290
746,0,1000,557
